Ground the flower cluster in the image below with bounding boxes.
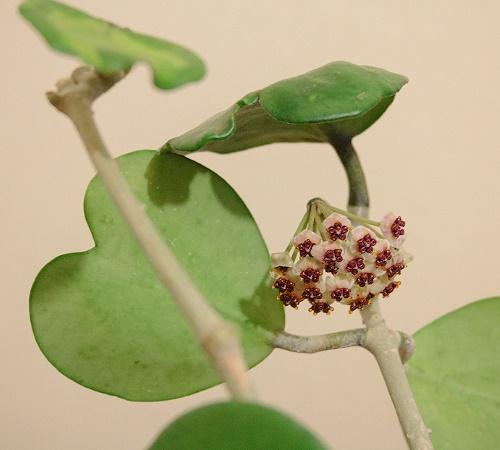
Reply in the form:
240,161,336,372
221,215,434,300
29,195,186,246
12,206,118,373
270,209,410,315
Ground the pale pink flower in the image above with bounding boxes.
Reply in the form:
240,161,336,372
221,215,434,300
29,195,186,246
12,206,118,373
381,212,406,248
339,250,366,276
293,230,321,257
386,249,412,279
369,239,392,267
323,213,351,241
326,277,353,304
293,257,323,284
351,226,378,255
311,242,344,274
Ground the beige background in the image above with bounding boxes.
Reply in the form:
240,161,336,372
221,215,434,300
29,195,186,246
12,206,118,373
1,0,499,449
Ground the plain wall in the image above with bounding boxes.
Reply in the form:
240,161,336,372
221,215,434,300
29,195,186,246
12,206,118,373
1,1,499,449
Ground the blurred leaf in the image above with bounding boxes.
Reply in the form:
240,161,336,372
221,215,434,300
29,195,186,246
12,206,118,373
19,0,205,89
162,61,407,154
148,402,329,450
30,151,283,401
408,297,500,450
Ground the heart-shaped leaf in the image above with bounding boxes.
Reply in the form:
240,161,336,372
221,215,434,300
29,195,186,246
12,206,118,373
162,61,407,154
408,297,500,450
30,151,283,401
148,402,329,450
19,0,205,89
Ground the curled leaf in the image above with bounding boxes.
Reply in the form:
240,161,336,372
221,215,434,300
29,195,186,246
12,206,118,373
163,61,407,153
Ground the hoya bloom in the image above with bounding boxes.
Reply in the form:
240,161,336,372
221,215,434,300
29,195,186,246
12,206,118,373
301,278,333,315
326,277,353,303
351,226,378,255
270,252,305,308
369,239,392,267
278,289,304,309
293,230,321,257
271,271,304,309
311,242,344,274
323,213,351,241
381,212,406,248
354,271,376,288
293,257,323,284
349,295,373,313
386,249,412,279
270,252,294,279
381,280,401,298
339,251,366,276
301,286,323,302
272,277,295,294
308,301,333,315
269,199,412,317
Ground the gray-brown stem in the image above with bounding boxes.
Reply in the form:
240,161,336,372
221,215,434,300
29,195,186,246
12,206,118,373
337,136,433,450
47,66,253,400
273,329,366,353
273,328,415,363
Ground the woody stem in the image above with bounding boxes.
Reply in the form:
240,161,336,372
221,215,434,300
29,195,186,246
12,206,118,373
273,329,415,362
331,138,433,450
46,66,254,401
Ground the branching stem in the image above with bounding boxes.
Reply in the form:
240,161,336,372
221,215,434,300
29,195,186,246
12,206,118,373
332,139,433,450
273,329,415,363
273,329,366,353
46,66,253,400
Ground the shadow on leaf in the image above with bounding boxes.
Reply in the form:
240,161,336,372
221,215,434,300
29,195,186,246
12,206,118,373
145,152,197,206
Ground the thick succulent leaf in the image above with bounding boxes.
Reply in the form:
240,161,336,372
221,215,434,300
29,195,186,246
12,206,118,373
30,151,283,401
163,61,407,154
408,297,500,450
148,402,329,450
19,0,205,89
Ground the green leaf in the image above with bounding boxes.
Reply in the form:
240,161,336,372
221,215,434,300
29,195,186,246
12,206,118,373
162,61,407,154
19,0,205,89
408,297,500,450
148,402,329,450
30,151,283,401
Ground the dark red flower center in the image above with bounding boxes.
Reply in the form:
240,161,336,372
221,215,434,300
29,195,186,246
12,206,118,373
356,272,375,287
300,267,321,283
302,287,323,301
382,281,401,297
349,296,371,312
279,292,302,308
357,233,377,254
345,257,365,275
297,239,315,257
331,287,351,302
273,277,295,293
387,262,405,279
391,216,406,238
308,302,333,315
375,249,392,267
327,222,349,241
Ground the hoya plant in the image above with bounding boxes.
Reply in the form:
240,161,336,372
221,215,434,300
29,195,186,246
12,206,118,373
20,1,499,449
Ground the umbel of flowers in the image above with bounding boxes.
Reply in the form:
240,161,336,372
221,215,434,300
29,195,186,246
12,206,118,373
270,199,411,315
